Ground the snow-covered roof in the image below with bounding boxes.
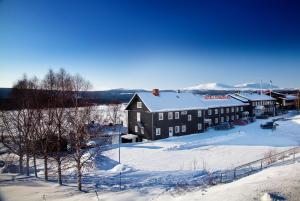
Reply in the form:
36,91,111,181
199,96,249,108
233,93,275,101
130,92,208,112
285,95,297,100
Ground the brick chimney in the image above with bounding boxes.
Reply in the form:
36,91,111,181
152,88,160,96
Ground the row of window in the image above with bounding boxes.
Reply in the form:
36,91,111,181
252,101,274,106
208,106,244,115
210,115,240,124
155,123,202,136
158,110,202,121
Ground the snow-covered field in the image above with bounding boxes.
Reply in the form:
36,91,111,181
1,111,300,201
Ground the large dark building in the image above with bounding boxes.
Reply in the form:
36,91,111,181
125,89,207,141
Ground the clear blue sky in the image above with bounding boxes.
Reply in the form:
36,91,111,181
1,0,300,90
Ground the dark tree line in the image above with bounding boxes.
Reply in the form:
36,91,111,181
0,68,103,191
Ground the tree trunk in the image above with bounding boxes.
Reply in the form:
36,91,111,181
19,154,24,174
44,152,48,181
57,157,62,185
33,154,38,178
77,162,82,191
26,153,30,176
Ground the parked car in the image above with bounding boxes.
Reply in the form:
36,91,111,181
248,116,256,123
215,122,234,130
233,120,248,126
260,121,278,129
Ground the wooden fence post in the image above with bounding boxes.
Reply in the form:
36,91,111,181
260,160,263,170
233,168,236,179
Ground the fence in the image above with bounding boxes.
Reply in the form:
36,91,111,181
218,147,300,183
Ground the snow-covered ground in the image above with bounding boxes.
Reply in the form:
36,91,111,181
1,111,300,200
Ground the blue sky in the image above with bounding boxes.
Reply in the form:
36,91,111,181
1,0,300,90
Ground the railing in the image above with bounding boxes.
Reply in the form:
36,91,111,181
218,147,300,183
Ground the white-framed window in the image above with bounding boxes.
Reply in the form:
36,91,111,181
226,108,229,113
236,115,239,120
175,126,180,133
231,115,234,121
198,123,202,130
141,127,144,134
215,108,218,115
198,110,202,117
181,125,186,132
221,108,224,114
221,117,224,123
208,109,212,115
231,107,235,113
226,116,229,121
168,112,173,120
215,118,218,124
175,112,180,119
137,112,141,122
156,128,161,136
236,107,239,112
188,115,192,121
137,102,142,108
240,106,243,112
135,126,138,132
181,111,187,115
159,113,164,120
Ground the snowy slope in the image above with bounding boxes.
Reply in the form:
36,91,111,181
182,83,235,91
235,82,279,90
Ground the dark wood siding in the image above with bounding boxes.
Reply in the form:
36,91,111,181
152,110,205,140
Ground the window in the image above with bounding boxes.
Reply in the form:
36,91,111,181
208,109,212,115
226,108,229,113
175,112,180,119
221,108,224,114
236,115,239,120
175,126,180,133
188,115,192,121
135,126,138,132
159,113,164,120
215,109,218,115
168,112,173,120
137,112,141,122
141,127,144,134
198,110,202,117
236,107,239,112
231,107,235,113
137,102,142,108
181,111,187,115
226,116,229,121
156,128,161,136
240,107,243,112
231,115,234,121
182,125,186,132
215,118,218,124
198,123,202,130
221,117,224,123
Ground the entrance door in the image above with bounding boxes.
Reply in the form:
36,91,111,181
169,127,173,137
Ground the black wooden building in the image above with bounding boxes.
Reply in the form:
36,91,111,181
125,89,207,141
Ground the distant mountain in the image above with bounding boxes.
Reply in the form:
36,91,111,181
181,83,235,91
234,82,279,90
182,82,282,91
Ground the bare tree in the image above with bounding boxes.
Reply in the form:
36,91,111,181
67,74,96,191
106,101,122,125
0,75,38,175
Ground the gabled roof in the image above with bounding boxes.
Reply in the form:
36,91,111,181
199,95,249,108
233,93,275,101
125,92,207,112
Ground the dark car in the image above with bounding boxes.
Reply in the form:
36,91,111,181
260,121,278,129
215,122,234,130
248,116,256,123
256,115,269,119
